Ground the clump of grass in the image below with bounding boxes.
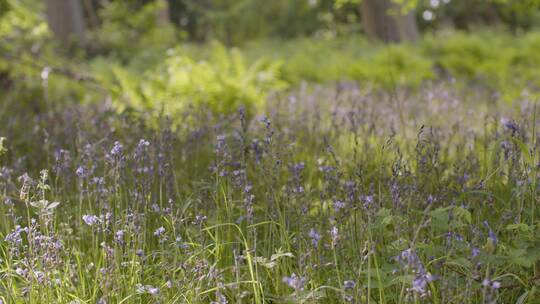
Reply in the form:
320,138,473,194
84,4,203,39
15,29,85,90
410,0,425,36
0,83,539,303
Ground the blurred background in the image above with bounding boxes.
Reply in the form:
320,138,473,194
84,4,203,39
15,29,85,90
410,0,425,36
2,0,540,119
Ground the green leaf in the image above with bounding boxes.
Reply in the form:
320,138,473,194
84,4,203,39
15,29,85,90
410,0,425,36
508,248,538,268
429,207,451,231
454,206,472,224
506,223,531,233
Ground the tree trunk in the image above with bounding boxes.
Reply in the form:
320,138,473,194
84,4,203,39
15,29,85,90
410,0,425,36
46,0,86,45
360,0,419,43
155,0,171,26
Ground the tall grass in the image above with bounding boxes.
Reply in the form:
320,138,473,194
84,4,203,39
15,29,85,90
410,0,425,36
0,83,539,303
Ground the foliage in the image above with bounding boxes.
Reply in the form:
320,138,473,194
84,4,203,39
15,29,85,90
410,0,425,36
93,0,178,61
422,31,540,100
1,83,540,303
242,31,540,99
3,1,540,303
96,42,287,117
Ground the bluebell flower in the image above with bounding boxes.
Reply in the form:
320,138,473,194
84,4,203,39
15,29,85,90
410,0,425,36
110,141,123,156
343,280,356,289
82,214,99,226
308,228,322,247
154,226,166,237
282,273,306,291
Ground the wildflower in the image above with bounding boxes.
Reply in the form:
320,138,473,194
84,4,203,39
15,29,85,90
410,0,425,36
137,139,150,148
411,273,435,296
154,226,165,237
4,197,13,206
147,286,160,295
82,214,99,226
5,225,25,246
362,194,374,208
193,215,207,225
396,248,436,297
471,247,480,258
482,278,501,289
483,221,497,253
330,226,339,247
282,273,306,291
115,230,125,244
75,166,86,178
501,117,519,134
33,271,45,283
308,228,322,247
15,267,28,277
110,141,123,156
136,284,160,295
343,280,356,289
333,200,346,212
397,248,422,271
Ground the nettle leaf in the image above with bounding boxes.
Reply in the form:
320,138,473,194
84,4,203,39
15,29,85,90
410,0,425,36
454,206,472,225
429,207,451,231
508,248,537,268
447,257,473,270
375,208,393,228
389,238,409,252
506,223,532,233
382,214,394,226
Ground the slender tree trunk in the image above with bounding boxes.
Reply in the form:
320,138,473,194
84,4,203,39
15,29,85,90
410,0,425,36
155,0,171,26
45,0,86,45
82,0,99,30
360,0,419,43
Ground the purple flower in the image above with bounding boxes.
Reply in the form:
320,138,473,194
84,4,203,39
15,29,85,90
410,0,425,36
343,280,356,289
137,139,150,148
82,214,99,226
482,278,501,290
137,284,160,296
330,226,339,246
5,225,25,245
483,221,498,247
396,248,436,297
154,226,165,236
15,267,28,277
308,228,322,247
333,200,346,212
282,273,306,291
110,141,123,156
501,117,519,134
75,166,86,178
411,273,435,296
471,247,480,258
115,230,125,243
147,286,160,295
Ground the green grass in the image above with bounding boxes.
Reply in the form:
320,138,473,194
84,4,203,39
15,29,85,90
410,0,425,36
1,83,540,303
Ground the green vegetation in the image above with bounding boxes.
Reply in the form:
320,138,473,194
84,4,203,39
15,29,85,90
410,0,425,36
2,0,540,303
